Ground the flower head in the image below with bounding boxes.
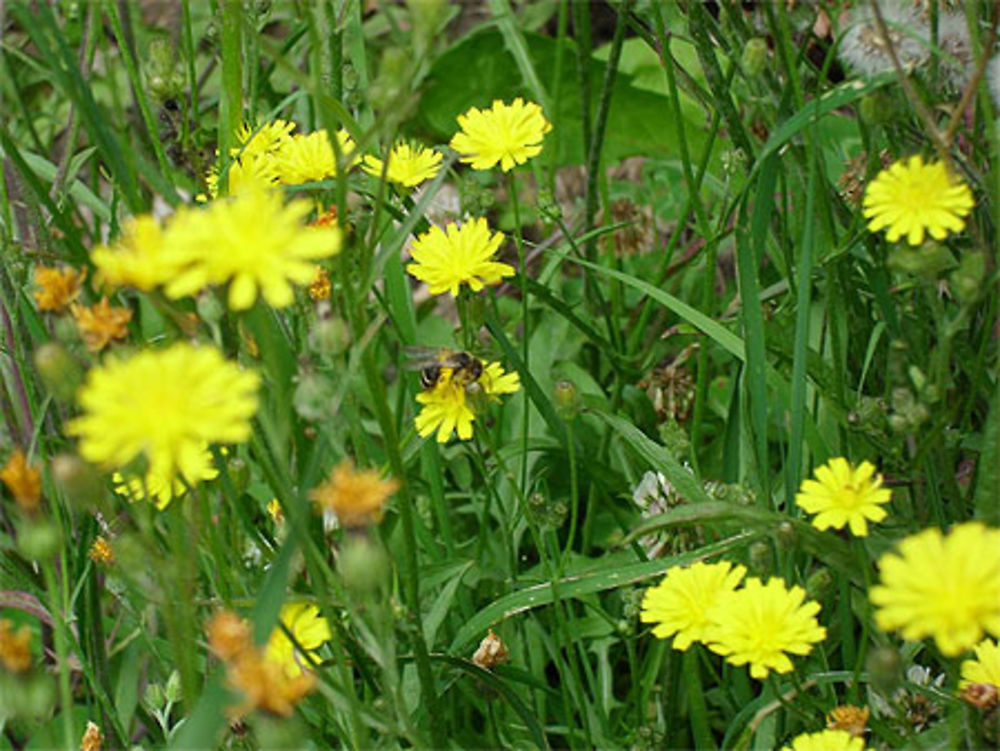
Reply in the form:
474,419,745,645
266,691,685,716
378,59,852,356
308,266,331,301
415,360,520,443
276,129,357,185
33,266,84,312
863,155,974,245
91,215,183,291
1,449,42,514
795,458,891,536
870,522,1000,656
80,722,102,751
406,218,514,297
112,443,219,510
837,4,928,77
71,299,132,352
961,638,1000,690
363,142,443,187
640,561,747,650
826,705,870,737
0,619,32,673
264,602,332,678
309,460,398,527
88,536,114,566
705,577,827,679
163,188,342,310
782,729,868,751
234,119,295,159
450,98,551,171
67,344,259,492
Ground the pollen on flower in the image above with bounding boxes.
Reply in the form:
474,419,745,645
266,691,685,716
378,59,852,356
71,298,133,352
0,618,32,673
309,460,398,527
1,449,42,514
33,266,84,312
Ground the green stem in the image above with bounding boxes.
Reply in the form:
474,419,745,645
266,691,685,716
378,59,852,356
561,416,580,568
218,0,244,191
43,561,75,750
508,173,531,501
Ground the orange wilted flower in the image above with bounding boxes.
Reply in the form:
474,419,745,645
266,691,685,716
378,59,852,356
309,459,398,527
0,449,42,514
71,299,132,352
0,619,32,673
33,266,84,312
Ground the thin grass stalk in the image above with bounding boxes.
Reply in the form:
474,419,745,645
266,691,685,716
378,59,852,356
508,173,531,499
42,560,75,749
218,0,244,191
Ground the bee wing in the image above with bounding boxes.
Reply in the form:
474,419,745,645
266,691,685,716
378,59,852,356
404,346,454,371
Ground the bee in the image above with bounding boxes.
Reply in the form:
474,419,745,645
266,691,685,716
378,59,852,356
405,347,484,390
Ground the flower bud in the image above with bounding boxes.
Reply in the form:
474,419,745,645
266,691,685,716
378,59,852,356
33,343,82,402
293,371,334,422
747,540,773,577
17,519,62,561
308,316,351,357
805,567,833,600
952,251,985,303
741,38,769,77
866,646,902,696
339,534,391,595
225,456,250,497
553,380,579,421
887,243,953,277
196,291,225,326
164,670,183,704
50,454,104,509
775,520,797,551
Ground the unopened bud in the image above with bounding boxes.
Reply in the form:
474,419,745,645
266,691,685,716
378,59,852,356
196,291,225,326
308,316,351,357
952,251,985,303
50,454,104,509
293,371,334,422
225,456,249,497
33,343,83,402
17,519,62,561
806,568,833,600
747,541,773,577
553,380,579,421
775,520,797,551
867,646,902,696
887,243,953,276
339,534,391,595
741,38,769,77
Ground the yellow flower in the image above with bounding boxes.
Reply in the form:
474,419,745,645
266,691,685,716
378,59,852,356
264,602,332,678
640,560,747,650
363,142,443,187
234,119,295,158
112,443,219,510
163,188,342,310
826,705,870,737
782,729,868,751
308,266,331,301
267,498,285,524
414,361,520,443
0,619,32,673
91,215,182,291
275,129,357,185
862,155,974,245
71,299,133,352
88,536,114,566
206,152,281,198
705,577,827,679
0,449,42,514
33,266,84,312
795,458,891,537
406,218,514,297
870,522,1000,656
309,459,398,527
67,344,259,493
450,98,552,171
961,638,1000,690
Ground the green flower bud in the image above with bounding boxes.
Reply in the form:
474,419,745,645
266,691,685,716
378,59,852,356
775,520,797,551
225,456,249,497
164,670,183,704
747,541,773,577
952,251,985,303
339,533,392,595
308,316,352,357
887,243,954,277
553,380,579,421
867,645,903,696
741,38,769,77
17,519,62,561
196,291,225,326
293,371,334,422
805,568,833,600
50,454,104,510
33,343,83,403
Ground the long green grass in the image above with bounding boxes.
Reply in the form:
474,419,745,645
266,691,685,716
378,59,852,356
1,1,998,748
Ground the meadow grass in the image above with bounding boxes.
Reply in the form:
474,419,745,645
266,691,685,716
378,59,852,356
1,1,999,749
